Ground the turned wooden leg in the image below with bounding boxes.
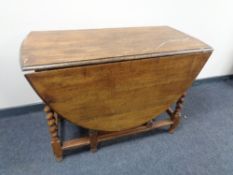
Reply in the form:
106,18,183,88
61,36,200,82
44,106,63,161
168,93,186,134
89,129,98,153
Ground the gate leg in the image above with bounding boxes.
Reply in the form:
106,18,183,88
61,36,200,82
89,129,98,153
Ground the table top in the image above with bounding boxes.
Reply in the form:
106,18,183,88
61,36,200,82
20,26,212,71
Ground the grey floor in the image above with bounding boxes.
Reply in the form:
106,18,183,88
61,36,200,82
1,80,233,175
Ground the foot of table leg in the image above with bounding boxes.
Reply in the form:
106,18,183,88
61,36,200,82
89,129,98,153
168,93,186,134
44,106,63,161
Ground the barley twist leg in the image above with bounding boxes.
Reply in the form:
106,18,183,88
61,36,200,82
44,105,63,161
168,93,186,134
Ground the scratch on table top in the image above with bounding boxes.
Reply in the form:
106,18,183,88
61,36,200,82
23,58,28,64
155,37,190,50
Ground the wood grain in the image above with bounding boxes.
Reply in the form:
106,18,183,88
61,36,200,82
20,26,212,71
26,51,212,131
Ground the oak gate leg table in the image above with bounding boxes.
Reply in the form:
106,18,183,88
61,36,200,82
20,26,213,160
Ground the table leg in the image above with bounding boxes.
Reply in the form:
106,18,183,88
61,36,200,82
44,105,63,161
168,93,186,134
89,129,98,152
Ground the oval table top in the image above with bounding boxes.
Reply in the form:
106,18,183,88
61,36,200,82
22,26,213,131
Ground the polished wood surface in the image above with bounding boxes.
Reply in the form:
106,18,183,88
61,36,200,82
20,26,211,71
26,52,211,131
21,26,213,160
